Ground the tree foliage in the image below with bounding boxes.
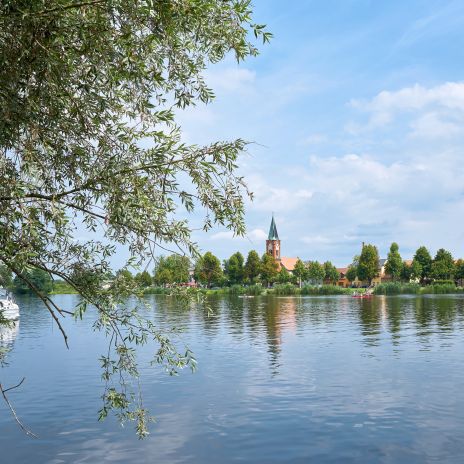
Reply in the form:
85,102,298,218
153,254,190,285
244,250,261,283
278,267,291,284
306,261,325,283
357,244,379,284
225,252,244,285
346,265,357,283
431,248,455,280
292,258,306,286
0,0,269,437
455,259,464,281
412,246,432,283
323,261,339,283
194,252,222,287
260,253,279,287
13,267,52,294
385,242,402,281
135,270,152,288
0,265,13,288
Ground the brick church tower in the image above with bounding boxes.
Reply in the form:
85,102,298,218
266,215,281,260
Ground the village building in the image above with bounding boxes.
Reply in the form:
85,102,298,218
265,216,299,273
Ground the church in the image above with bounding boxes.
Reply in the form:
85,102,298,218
266,216,299,273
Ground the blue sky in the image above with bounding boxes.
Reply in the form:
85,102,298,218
172,0,464,267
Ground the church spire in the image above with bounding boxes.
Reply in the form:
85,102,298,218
268,215,279,240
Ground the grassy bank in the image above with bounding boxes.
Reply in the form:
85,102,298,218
50,281,464,297
373,282,464,295
49,280,79,294
143,284,355,296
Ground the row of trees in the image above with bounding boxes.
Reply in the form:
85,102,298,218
347,243,464,284
198,252,341,288
0,265,53,294
5,246,462,295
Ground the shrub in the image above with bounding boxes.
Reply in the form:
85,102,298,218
300,285,348,295
244,284,264,296
374,282,421,295
422,284,461,294
432,280,455,286
271,283,298,295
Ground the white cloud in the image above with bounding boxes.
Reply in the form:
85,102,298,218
205,67,256,94
349,82,464,136
299,133,328,145
410,112,461,138
210,228,267,242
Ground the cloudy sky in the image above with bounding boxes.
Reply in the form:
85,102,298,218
173,0,464,267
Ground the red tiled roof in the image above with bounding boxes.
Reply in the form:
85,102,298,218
280,257,298,271
337,267,348,275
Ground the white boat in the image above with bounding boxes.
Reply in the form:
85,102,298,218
0,288,19,321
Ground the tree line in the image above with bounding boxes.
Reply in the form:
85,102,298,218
347,243,464,285
3,244,462,295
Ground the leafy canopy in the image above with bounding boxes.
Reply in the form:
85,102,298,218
0,0,270,437
194,251,223,287
385,242,402,281
357,244,379,284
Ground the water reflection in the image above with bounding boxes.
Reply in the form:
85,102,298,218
0,321,19,352
2,294,464,464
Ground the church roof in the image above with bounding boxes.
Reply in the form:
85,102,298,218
268,216,279,240
280,257,298,271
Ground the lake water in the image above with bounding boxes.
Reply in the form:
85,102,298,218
1,294,464,463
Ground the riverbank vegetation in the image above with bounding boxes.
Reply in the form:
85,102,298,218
374,282,464,295
349,243,464,288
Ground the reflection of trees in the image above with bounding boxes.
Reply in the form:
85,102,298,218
432,297,457,331
386,297,403,345
261,297,297,374
148,293,464,371
357,299,382,347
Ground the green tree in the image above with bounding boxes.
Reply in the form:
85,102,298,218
135,271,152,288
456,259,464,283
413,246,432,283
116,269,134,281
156,269,173,287
385,242,403,281
431,248,455,280
0,0,269,437
400,262,412,282
260,254,279,287
307,261,325,284
244,250,261,284
292,258,307,287
195,252,223,288
0,265,13,289
357,244,380,285
409,260,422,281
153,255,190,285
226,252,244,285
346,265,357,283
13,268,53,294
323,261,339,284
278,267,291,284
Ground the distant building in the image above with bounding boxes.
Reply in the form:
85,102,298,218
265,216,299,273
335,268,350,288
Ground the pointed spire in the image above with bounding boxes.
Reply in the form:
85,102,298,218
268,215,279,240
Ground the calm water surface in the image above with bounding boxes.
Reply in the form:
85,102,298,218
1,294,464,463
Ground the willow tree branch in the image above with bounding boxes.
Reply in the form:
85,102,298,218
0,378,38,438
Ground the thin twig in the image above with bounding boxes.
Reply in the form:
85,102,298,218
0,378,38,438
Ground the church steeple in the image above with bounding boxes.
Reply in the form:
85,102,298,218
268,215,279,240
266,215,281,260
